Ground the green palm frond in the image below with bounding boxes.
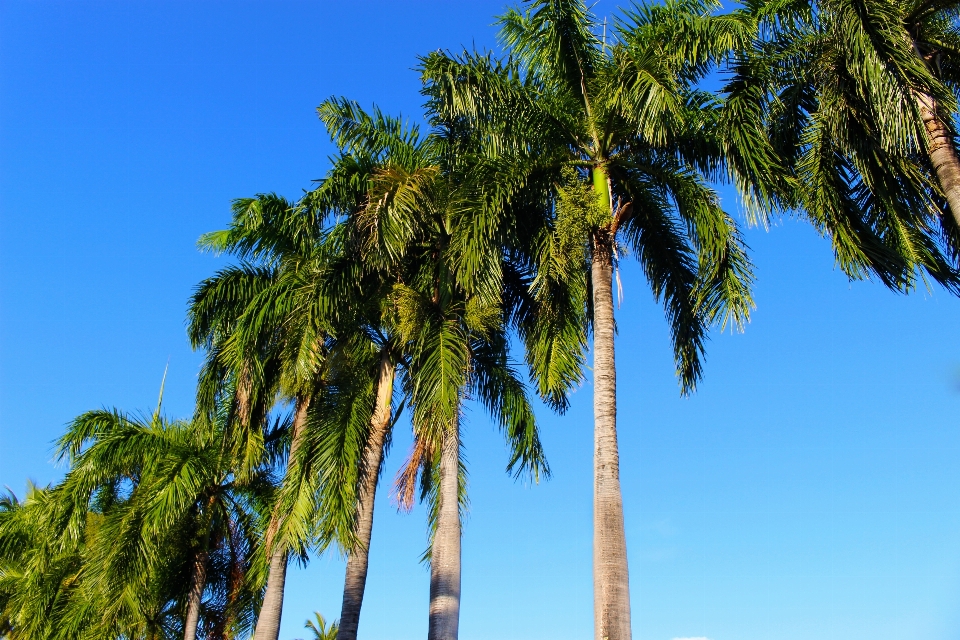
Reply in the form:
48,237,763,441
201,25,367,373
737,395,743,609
498,0,602,104
318,96,423,164
302,611,339,640
738,0,960,289
469,330,550,481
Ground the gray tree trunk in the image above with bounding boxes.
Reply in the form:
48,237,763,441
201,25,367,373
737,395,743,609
337,352,396,640
917,92,960,229
591,233,632,640
253,395,311,640
182,550,208,640
254,549,288,640
427,419,461,640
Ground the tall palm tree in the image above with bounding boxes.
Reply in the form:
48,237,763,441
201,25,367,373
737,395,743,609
728,0,960,289
191,198,324,640
296,142,405,640
318,97,553,640
418,2,758,638
191,192,396,640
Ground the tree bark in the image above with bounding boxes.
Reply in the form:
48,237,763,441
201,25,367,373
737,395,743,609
254,549,288,640
917,91,960,229
253,395,311,640
591,230,632,640
235,367,253,430
184,492,219,640
427,418,461,640
182,549,208,640
337,352,396,640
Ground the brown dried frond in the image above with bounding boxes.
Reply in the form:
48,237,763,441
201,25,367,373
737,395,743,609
392,436,430,512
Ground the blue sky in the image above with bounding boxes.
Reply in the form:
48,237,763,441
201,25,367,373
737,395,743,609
2,2,960,639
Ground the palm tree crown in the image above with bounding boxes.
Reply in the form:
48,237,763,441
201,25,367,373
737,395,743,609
730,0,960,291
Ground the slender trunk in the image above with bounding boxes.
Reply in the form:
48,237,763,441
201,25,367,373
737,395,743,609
253,395,311,640
182,550,208,640
255,549,288,640
591,164,632,640
427,418,461,640
184,493,219,640
337,352,396,640
917,91,960,228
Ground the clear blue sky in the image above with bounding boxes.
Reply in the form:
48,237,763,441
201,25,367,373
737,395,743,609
2,2,960,639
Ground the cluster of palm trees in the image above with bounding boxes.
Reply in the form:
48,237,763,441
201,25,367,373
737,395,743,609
4,1,960,639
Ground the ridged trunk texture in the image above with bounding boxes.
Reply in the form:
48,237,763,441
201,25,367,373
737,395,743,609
917,91,960,228
252,395,311,640
182,550,208,640
253,549,288,640
235,368,252,429
591,231,632,640
337,353,396,640
427,420,461,640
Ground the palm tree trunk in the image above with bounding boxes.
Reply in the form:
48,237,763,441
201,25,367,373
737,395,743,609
427,418,461,640
917,92,960,228
253,394,311,640
254,548,288,640
183,550,208,640
184,492,219,640
591,229,632,640
337,352,395,640
235,366,253,429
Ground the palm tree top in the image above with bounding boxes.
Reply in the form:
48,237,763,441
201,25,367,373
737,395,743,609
300,611,339,640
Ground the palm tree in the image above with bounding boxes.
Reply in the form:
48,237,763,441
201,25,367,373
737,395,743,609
54,390,271,640
418,2,758,638
296,142,406,640
302,611,338,640
318,97,553,640
1,377,273,640
728,0,960,289
191,193,334,640
0,483,95,640
191,192,396,640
